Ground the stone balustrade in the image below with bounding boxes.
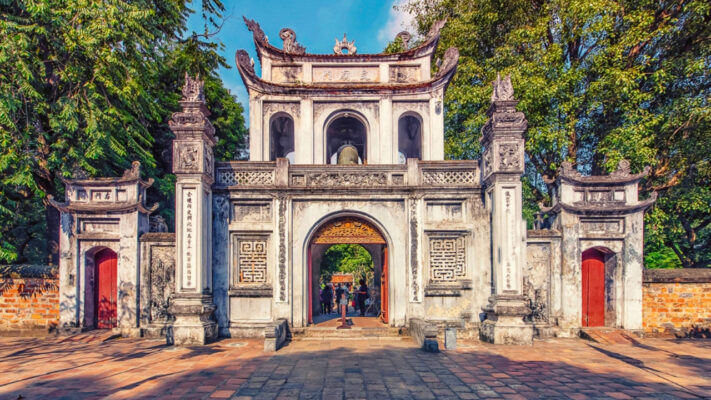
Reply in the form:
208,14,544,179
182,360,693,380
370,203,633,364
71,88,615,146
214,159,480,189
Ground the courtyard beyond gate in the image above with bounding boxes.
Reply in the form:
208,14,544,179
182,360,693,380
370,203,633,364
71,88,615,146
1,334,709,399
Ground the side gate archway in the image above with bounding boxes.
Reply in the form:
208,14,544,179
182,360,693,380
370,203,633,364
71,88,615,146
306,216,389,325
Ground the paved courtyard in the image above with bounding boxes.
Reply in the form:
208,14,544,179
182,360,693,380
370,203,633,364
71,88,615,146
0,332,710,400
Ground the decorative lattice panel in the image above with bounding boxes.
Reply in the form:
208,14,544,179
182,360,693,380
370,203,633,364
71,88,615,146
429,236,466,282
217,170,273,186
235,239,268,283
422,170,476,185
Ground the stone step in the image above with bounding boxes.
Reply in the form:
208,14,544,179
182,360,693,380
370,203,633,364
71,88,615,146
580,328,639,344
293,326,408,340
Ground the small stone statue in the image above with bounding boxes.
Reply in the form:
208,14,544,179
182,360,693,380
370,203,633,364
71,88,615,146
337,145,359,165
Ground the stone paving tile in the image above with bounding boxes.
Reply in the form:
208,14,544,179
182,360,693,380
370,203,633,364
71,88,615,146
0,335,710,399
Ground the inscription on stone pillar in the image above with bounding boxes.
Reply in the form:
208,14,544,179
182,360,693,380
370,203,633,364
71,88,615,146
182,188,197,289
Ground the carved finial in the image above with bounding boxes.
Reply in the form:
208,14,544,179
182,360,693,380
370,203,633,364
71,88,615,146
560,161,582,178
122,161,141,179
491,73,515,102
279,28,306,54
334,33,356,55
610,159,631,176
181,72,204,102
395,31,412,49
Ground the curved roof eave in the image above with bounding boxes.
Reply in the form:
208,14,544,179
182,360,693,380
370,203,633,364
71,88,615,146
235,47,459,96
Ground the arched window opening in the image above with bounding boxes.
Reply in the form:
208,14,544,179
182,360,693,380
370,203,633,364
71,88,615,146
398,115,421,163
326,116,367,164
270,114,295,163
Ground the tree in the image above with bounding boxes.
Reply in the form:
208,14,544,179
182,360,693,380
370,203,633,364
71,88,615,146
0,0,246,263
320,244,374,284
394,0,710,267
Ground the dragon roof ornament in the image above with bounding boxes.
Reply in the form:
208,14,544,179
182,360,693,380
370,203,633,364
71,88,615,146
279,28,306,54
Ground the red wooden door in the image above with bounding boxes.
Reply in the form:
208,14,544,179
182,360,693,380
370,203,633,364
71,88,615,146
582,249,605,327
95,249,117,329
380,246,389,324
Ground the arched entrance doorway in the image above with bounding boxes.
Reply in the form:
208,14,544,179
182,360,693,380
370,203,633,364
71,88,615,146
307,216,388,325
94,248,118,329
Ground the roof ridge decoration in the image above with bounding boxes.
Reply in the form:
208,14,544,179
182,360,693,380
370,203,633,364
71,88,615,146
241,16,447,60
396,31,412,49
279,28,305,54
334,33,356,55
559,159,652,184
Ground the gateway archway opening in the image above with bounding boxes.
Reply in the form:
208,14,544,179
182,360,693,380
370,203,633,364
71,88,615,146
307,217,389,326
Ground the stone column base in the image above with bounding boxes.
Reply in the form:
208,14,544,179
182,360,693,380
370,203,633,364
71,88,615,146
479,294,533,345
168,294,218,346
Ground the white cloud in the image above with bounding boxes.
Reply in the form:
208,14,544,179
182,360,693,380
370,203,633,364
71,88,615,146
377,0,417,46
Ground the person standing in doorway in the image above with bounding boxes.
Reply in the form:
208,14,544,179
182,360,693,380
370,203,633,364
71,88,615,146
323,283,333,314
335,283,343,314
356,279,369,317
341,283,350,314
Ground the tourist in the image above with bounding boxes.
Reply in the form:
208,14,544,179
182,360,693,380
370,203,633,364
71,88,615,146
322,283,333,314
356,279,368,316
339,283,350,315
319,285,325,314
335,283,343,313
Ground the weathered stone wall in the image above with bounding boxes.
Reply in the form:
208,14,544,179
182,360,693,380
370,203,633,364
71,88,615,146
643,269,711,336
139,233,176,337
0,265,59,335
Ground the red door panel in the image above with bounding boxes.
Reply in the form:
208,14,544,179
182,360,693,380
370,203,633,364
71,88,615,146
381,246,389,324
582,249,605,327
95,249,117,329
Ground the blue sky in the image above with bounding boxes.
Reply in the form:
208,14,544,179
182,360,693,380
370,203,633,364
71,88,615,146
187,0,415,118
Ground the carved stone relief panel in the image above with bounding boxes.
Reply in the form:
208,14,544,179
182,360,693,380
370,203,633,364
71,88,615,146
313,66,379,83
203,146,214,179
426,202,463,222
389,65,420,83
232,235,269,285
79,218,120,234
175,142,201,173
149,245,175,323
306,172,388,187
428,233,467,283
498,143,521,171
581,218,624,234
232,202,272,223
216,170,274,186
524,243,550,323
271,65,303,83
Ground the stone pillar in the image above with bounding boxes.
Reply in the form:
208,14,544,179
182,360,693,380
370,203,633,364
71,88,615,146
479,74,533,345
168,74,218,345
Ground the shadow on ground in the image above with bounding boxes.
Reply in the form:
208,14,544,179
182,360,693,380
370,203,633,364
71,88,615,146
0,335,710,399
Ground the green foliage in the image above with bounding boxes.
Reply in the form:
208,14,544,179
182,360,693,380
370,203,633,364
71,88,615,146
395,0,711,267
320,244,374,284
0,0,246,262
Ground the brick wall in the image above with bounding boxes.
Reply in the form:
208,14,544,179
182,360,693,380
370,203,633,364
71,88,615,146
0,265,59,335
643,268,711,337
